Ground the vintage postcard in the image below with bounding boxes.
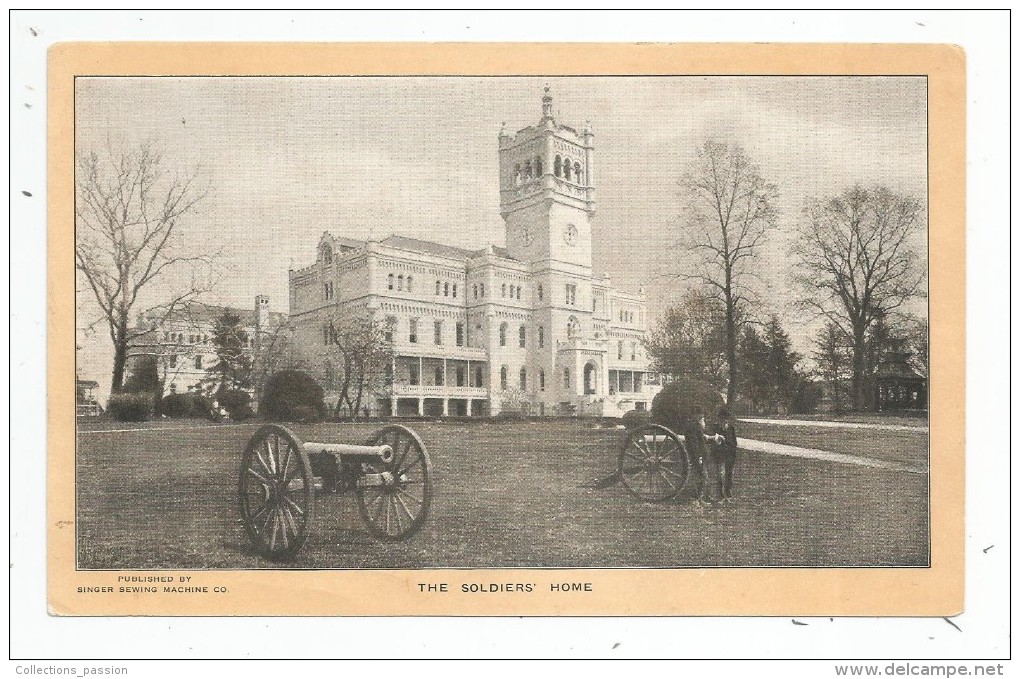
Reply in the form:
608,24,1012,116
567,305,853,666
50,42,964,616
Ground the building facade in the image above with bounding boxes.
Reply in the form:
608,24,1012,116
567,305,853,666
126,297,286,396
289,90,660,417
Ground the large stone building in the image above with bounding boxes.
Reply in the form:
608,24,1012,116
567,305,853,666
289,89,660,417
126,297,286,396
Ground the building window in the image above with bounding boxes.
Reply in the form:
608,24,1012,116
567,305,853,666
473,284,478,299
434,320,443,345
499,322,508,347
397,274,404,291
406,275,413,292
535,156,543,176
409,318,418,344
538,326,544,348
574,162,582,183
456,322,465,347
501,283,506,298
539,368,546,391
434,366,444,386
524,160,532,179
618,341,624,360
519,325,527,348
409,363,420,386
565,284,577,305
567,316,580,338
436,280,441,295
452,283,457,298
387,274,394,291
631,342,637,360
474,365,484,388
169,355,177,369
163,331,169,341
592,297,596,311
456,366,466,387
554,155,562,177
538,284,543,301
564,160,572,180
635,372,643,392
519,367,528,391
563,368,570,389
500,366,508,391
480,283,485,297
194,356,202,370
384,317,395,343
444,282,449,297
515,286,521,300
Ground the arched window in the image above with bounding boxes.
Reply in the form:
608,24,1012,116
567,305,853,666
500,366,508,391
554,155,562,177
574,162,582,183
519,325,527,348
539,368,546,391
387,274,394,291
406,275,413,292
538,326,544,348
535,156,543,176
563,368,570,389
501,283,507,298
436,280,441,295
564,160,571,180
452,283,457,298
444,282,449,296
397,274,404,291
516,286,522,300
519,367,528,391
499,322,508,347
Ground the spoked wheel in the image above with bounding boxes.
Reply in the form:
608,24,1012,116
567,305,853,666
239,424,315,559
617,424,690,503
356,425,433,541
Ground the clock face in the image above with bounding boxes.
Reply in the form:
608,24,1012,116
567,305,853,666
564,224,578,246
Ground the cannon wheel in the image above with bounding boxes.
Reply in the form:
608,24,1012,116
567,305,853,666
356,425,433,541
239,424,315,559
617,424,690,503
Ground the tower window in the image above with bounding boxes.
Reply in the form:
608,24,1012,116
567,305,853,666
516,286,522,300
564,160,571,180
554,155,562,177
565,284,577,305
501,283,506,298
631,342,637,361
406,275,413,292
538,284,543,301
387,274,394,291
456,322,465,347
524,160,532,179
452,283,457,298
480,283,485,297
539,368,546,391
434,320,443,345
499,322,508,347
397,274,404,291
444,282,449,297
618,341,624,360
473,284,478,299
409,318,418,344
574,162,582,183
567,316,580,338
519,325,527,348
436,280,441,295
538,326,544,348
563,367,570,389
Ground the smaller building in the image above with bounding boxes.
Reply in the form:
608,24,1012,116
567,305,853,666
76,379,102,417
874,348,927,412
126,296,286,396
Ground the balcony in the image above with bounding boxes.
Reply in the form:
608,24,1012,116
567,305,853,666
391,384,488,399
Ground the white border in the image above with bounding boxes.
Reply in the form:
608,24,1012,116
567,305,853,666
8,9,1011,667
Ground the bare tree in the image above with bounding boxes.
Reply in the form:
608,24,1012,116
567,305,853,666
795,185,924,410
677,139,779,404
646,288,729,393
324,312,395,420
75,143,213,392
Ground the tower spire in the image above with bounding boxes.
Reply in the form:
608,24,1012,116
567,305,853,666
542,85,553,119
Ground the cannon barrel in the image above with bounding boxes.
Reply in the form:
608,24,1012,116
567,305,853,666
302,441,394,464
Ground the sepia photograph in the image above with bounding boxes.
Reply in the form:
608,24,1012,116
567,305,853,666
73,73,931,571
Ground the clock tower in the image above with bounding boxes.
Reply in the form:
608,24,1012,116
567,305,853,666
498,88,595,269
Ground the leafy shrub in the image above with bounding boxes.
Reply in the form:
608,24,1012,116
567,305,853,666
260,370,325,422
158,393,193,418
621,409,652,430
108,393,154,422
650,379,726,439
217,389,252,420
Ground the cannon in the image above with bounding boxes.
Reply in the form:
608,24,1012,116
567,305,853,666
239,423,433,559
616,423,729,502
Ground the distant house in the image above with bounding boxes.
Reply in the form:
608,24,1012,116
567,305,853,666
76,379,102,417
125,296,286,396
874,351,927,412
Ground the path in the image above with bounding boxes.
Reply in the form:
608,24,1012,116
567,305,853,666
738,417,928,433
738,437,926,475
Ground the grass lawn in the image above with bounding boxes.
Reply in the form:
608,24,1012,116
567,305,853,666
76,419,929,570
737,422,929,470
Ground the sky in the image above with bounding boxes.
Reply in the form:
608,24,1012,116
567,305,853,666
75,75,928,395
